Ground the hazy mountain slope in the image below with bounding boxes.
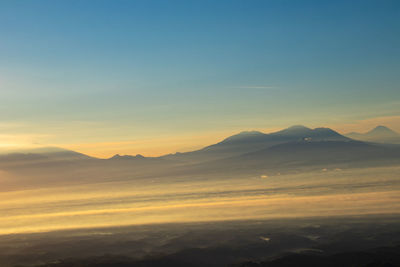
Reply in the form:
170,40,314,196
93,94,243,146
184,140,400,175
162,126,350,163
239,140,400,167
0,148,181,190
269,125,349,141
1,126,399,189
346,125,400,143
0,147,94,168
0,125,352,168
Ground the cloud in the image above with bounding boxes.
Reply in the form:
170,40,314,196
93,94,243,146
233,86,277,89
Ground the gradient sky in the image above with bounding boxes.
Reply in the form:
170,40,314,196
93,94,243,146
0,0,399,157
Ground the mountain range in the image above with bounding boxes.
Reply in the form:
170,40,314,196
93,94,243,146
0,125,399,186
162,125,351,163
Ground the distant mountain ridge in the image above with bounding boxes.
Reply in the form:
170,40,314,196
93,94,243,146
346,125,400,143
0,125,396,164
0,147,92,161
109,154,146,160
0,125,399,179
0,147,94,169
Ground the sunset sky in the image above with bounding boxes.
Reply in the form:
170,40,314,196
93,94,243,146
0,0,399,157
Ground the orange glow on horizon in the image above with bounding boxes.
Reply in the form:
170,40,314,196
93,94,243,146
57,116,400,158
1,115,399,158
330,115,400,134
62,130,240,158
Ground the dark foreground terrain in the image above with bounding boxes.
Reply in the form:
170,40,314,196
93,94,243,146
2,215,399,267
25,246,400,267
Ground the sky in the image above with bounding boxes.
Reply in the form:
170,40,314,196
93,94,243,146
0,0,399,157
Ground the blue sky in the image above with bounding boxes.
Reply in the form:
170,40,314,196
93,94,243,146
0,0,399,156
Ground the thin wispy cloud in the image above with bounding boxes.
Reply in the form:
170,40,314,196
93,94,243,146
232,86,278,89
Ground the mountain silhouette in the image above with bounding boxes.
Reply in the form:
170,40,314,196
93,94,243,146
109,154,146,160
346,125,400,143
162,126,350,163
0,125,399,185
0,147,94,170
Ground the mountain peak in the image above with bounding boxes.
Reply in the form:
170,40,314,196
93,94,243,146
313,127,339,133
369,125,397,134
272,125,312,136
345,125,400,143
287,124,310,129
219,131,267,144
287,125,310,130
110,154,145,160
236,130,265,137
270,125,348,142
365,125,399,138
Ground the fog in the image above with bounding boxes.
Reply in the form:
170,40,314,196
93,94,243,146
1,166,399,235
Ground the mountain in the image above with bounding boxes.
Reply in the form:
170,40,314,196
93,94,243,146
162,126,350,163
109,154,146,160
0,125,352,167
166,126,400,174
236,139,400,169
0,126,399,189
184,139,400,175
346,126,400,143
270,125,349,141
0,147,94,169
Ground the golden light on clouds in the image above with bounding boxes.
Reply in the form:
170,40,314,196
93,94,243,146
0,189,399,235
0,166,398,235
